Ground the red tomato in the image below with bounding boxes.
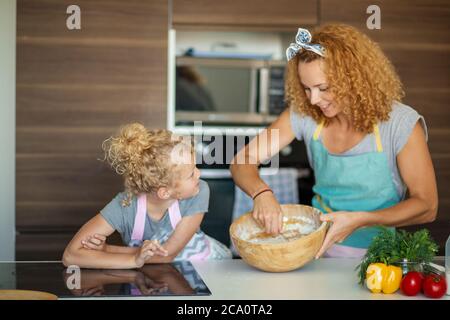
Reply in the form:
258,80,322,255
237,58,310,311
400,271,423,296
422,274,447,299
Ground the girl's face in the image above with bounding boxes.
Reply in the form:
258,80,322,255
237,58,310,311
298,59,341,118
169,146,201,200
172,162,201,199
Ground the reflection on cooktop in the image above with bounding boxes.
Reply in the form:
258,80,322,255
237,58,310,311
0,261,211,298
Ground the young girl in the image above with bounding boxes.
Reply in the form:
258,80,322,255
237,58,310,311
63,123,232,269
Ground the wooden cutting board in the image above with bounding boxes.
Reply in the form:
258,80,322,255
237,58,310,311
0,289,58,300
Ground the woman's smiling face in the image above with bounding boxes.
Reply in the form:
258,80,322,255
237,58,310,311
298,59,341,118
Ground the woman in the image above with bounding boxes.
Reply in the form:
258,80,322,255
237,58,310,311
230,24,438,258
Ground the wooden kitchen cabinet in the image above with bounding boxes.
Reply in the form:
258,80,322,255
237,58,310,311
16,232,123,261
172,0,318,30
16,233,77,261
321,0,450,44
16,0,169,259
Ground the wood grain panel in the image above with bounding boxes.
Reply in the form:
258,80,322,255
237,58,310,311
18,0,168,39
16,201,105,230
427,129,450,155
173,0,318,28
432,154,450,199
17,173,121,203
16,154,121,202
17,42,166,87
17,126,117,154
17,153,110,173
16,233,75,261
383,48,450,90
404,89,450,128
16,231,123,261
16,86,165,127
16,0,169,260
321,0,450,45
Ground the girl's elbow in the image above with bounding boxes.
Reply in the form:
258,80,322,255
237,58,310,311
62,245,83,267
62,249,74,267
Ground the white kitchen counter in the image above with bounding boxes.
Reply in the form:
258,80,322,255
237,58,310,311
2,258,447,300
67,257,448,300
177,258,449,300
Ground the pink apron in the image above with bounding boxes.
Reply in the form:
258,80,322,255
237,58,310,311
129,194,211,261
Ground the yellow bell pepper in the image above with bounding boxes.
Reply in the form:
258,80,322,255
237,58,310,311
365,263,402,294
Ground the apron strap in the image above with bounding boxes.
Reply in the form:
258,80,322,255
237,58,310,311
316,194,333,213
373,124,383,152
314,122,383,153
131,194,147,241
168,201,211,261
313,121,325,140
168,200,182,230
130,196,182,245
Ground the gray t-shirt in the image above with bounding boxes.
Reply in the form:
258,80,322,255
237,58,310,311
290,101,428,200
101,179,210,246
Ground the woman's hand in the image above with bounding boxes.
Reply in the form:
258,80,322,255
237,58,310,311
134,240,169,268
82,234,107,251
252,192,283,234
315,211,366,259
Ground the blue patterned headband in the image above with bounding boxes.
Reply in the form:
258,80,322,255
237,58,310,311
286,28,325,61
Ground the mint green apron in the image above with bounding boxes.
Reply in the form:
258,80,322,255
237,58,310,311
310,122,400,249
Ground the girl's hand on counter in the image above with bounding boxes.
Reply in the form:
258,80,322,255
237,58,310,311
315,211,365,259
134,272,169,295
82,233,107,251
80,285,105,297
135,240,169,268
252,192,283,235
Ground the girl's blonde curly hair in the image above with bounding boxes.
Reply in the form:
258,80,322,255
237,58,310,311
285,23,404,133
102,123,192,206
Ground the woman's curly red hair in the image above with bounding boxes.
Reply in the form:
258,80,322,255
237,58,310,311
285,23,404,133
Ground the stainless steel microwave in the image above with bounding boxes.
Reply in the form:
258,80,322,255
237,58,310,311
173,56,286,128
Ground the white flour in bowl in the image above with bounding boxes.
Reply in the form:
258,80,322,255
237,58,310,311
242,216,317,244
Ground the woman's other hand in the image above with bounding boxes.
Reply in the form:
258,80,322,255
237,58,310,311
315,211,365,259
252,191,284,235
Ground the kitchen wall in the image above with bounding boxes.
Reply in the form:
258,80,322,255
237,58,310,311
0,0,16,261
14,0,450,259
16,0,168,260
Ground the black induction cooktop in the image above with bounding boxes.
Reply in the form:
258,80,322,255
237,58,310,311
0,261,211,298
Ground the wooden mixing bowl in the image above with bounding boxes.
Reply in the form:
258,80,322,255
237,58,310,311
230,204,327,272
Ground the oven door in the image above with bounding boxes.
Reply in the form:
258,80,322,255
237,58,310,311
199,169,235,248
